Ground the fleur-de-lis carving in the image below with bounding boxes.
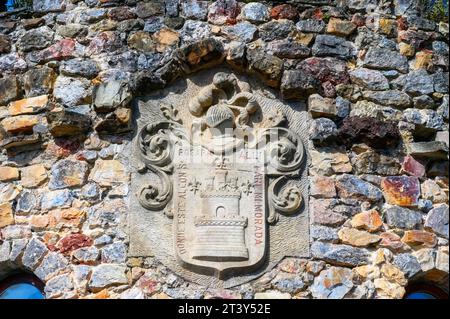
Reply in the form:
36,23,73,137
188,177,202,194
241,180,254,195
214,157,229,169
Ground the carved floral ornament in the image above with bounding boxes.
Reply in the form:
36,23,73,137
134,72,305,276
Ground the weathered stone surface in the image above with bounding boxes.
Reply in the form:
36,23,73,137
259,20,295,42
310,225,339,243
223,22,257,43
180,20,211,43
46,108,92,137
310,267,353,299
312,35,356,60
401,230,437,248
0,166,19,182
48,160,89,190
246,46,283,87
35,37,76,62
425,204,449,239
127,31,155,52
57,234,93,255
351,210,383,233
9,238,28,263
406,141,449,159
89,264,128,292
384,206,423,230
0,115,40,134
311,198,347,227
308,94,348,118
353,265,380,281
374,278,406,299
349,68,389,91
281,69,319,100
327,18,356,36
93,79,131,112
296,19,326,33
353,150,401,176
421,179,448,203
44,273,74,299
153,28,180,52
393,253,422,280
60,59,99,79
89,159,129,187
22,237,48,270
401,155,426,177
381,176,420,207
338,228,381,247
362,47,409,73
270,4,298,21
335,174,383,202
436,246,449,273
0,34,10,54
337,116,401,149
72,246,100,264
310,176,336,198
311,242,370,267
207,0,240,25
21,164,47,188
310,147,352,176
297,57,350,97
0,202,14,228
241,2,269,24
18,26,54,52
403,109,444,133
8,95,48,116
181,0,209,20
0,184,20,204
266,39,310,59
41,189,73,211
0,76,20,105
310,118,337,142
33,0,65,13
54,76,92,108
135,1,164,19
101,242,127,264
0,53,27,74
393,69,434,95
411,248,435,273
35,252,69,281
57,24,88,38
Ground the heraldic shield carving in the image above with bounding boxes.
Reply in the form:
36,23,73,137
129,69,310,287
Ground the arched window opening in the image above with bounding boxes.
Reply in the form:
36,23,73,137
0,273,45,299
404,283,448,299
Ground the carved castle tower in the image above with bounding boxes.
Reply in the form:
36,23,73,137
190,170,249,261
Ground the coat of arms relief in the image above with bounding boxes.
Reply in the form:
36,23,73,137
129,70,310,287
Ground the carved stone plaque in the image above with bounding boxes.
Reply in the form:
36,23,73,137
129,68,310,288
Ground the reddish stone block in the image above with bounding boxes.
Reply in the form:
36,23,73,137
402,155,426,178
57,233,92,254
38,39,76,63
381,176,420,207
270,4,298,21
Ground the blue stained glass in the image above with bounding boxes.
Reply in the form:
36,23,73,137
405,292,437,299
0,283,44,299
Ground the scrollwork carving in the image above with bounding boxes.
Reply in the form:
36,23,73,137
137,121,187,212
267,176,303,224
258,127,304,175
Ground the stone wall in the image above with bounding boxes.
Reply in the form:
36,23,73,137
0,0,448,299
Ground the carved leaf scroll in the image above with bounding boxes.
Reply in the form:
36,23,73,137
137,121,187,214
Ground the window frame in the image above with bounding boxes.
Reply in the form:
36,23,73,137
0,273,45,299
405,283,449,299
